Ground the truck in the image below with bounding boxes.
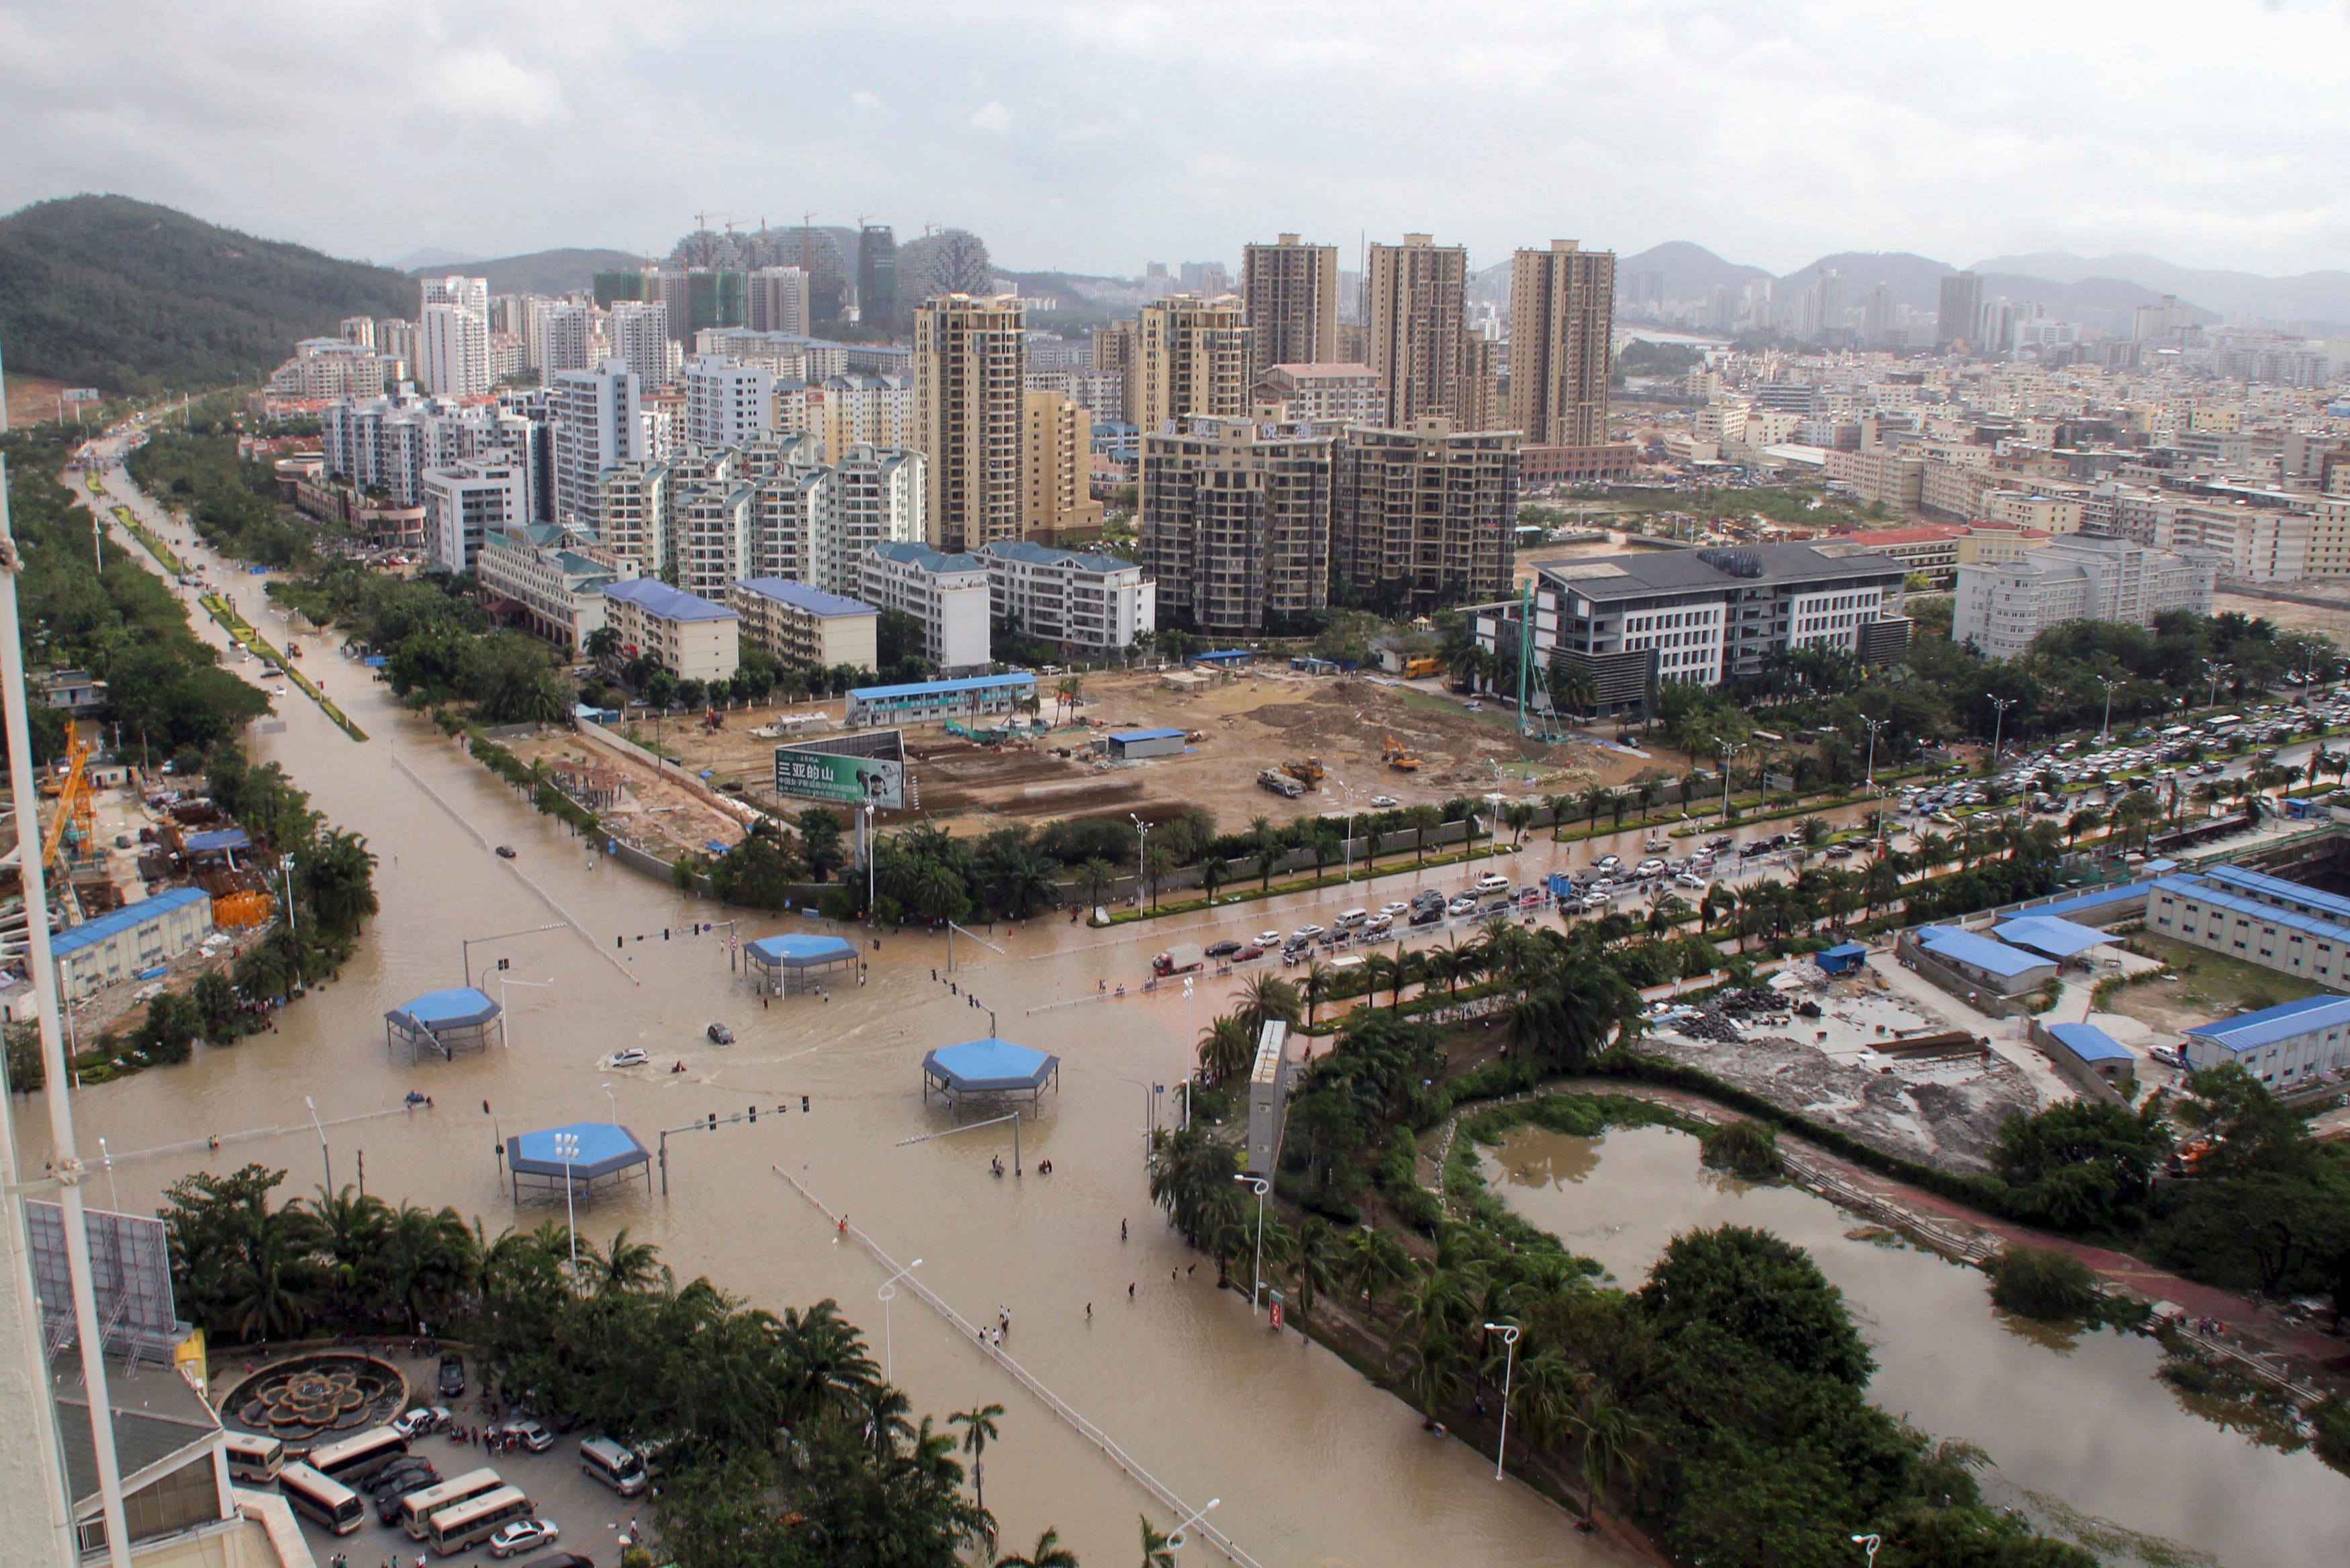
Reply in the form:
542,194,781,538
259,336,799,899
1256,768,1304,799
1403,657,1444,680
1152,944,1206,977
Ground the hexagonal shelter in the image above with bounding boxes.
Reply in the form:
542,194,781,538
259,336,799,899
745,934,860,995
384,987,504,1059
921,1037,1060,1115
508,1121,651,1206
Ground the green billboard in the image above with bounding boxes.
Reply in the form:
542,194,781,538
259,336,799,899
773,748,904,808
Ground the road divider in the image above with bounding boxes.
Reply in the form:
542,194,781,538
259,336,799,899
196,591,368,742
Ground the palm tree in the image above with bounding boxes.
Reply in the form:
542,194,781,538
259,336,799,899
950,1403,1005,1512
1289,1216,1340,1322
1075,856,1117,909
1299,959,1334,1027
1197,1015,1254,1084
1141,843,1175,910
1342,1225,1411,1306
1360,952,1396,1010
1233,972,1302,1034
1197,853,1228,905
301,829,379,934
1139,1516,1178,1568
1570,1389,1648,1527
592,1228,668,1295
1406,805,1442,865
996,1528,1080,1568
1542,793,1573,841
1863,855,1901,920
1254,837,1282,893
1503,801,1536,847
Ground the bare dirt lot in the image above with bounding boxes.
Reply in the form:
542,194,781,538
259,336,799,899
2214,590,2350,642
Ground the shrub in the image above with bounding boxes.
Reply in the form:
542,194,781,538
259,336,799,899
1987,1245,2101,1320
1699,1118,1784,1178
2309,1395,2350,1473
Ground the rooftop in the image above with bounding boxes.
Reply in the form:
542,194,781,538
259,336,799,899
871,541,987,574
850,671,1038,702
508,1121,650,1180
1538,542,1907,602
1109,727,1186,742
49,887,211,959
2153,875,2350,950
604,579,738,622
2198,864,2350,924
734,578,877,618
980,539,1137,575
1993,914,2115,959
384,987,502,1032
923,1038,1059,1093
1917,926,2055,979
2183,993,2350,1053
2049,1022,2134,1063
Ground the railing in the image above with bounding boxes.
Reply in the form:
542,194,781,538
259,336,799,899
770,1166,1262,1568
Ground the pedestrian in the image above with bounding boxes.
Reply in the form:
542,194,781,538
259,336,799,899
1172,1268,1178,1283
1128,1282,1135,1300
1086,1302,1092,1320
1121,1218,1128,1241
1186,1263,1196,1277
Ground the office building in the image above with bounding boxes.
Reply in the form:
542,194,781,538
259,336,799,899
477,524,637,652
1937,272,1983,350
1507,240,1615,447
980,539,1154,656
551,358,647,532
608,301,672,389
416,301,491,397
861,542,993,675
731,578,880,673
1335,420,1521,610
1022,390,1103,541
683,356,776,447
1133,294,1252,432
859,224,900,332
1241,234,1340,380
1953,536,2214,660
422,454,529,573
1474,543,1912,715
1140,415,1332,633
1364,234,1468,426
600,578,739,681
913,294,1027,552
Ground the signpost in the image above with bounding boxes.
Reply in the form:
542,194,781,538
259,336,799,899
771,747,905,808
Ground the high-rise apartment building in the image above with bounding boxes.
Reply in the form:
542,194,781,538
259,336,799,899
747,266,810,336
417,301,491,397
1241,234,1340,381
1133,294,1252,432
529,300,593,377
1021,390,1103,541
683,356,776,447
422,454,530,574
1458,336,1506,436
1364,234,1469,426
1507,240,1614,447
818,372,914,458
1140,415,1332,633
551,358,647,532
859,224,899,332
1936,272,1982,350
913,293,1027,552
1091,323,1137,422
420,275,489,316
608,301,672,390
1334,420,1521,611
1253,363,1385,428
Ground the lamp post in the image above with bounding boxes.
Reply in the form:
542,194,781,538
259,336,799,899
863,801,877,917
304,1095,331,1192
876,1258,922,1381
554,1131,581,1275
279,852,298,949
1166,1497,1222,1567
1234,1173,1270,1315
1130,813,1153,906
1851,714,1885,789
2095,675,2120,743
493,975,555,1050
1713,738,1744,820
1119,1075,1156,1153
1852,1534,1882,1568
1483,1320,1521,1480
97,1137,118,1211
1985,693,2015,765
2204,660,2233,712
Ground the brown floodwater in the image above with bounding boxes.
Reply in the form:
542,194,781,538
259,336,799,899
1487,1123,2350,1568
13,464,1652,1566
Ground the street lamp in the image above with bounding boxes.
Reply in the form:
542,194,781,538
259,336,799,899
1166,1497,1222,1567
554,1131,581,1274
1234,1173,1270,1315
1850,714,1885,789
1182,976,1196,1130
1984,693,2015,765
279,852,298,948
1130,813,1153,905
876,1258,922,1381
493,975,555,1050
1713,738,1744,820
2095,675,2120,743
303,1095,331,1193
1483,1320,1521,1480
1852,1534,1882,1568
2204,660,2233,712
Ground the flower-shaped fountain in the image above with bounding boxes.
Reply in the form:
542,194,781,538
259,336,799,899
220,1353,409,1442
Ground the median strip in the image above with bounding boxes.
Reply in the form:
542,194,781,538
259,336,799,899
196,592,368,742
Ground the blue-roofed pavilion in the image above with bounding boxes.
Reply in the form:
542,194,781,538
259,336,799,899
385,987,504,1059
745,934,860,995
508,1121,651,1204
922,1037,1060,1113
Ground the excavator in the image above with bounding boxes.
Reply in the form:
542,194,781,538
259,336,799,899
1382,734,1421,772
1281,755,1325,787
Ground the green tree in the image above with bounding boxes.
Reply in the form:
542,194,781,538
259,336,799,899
797,806,847,883
949,1402,1004,1513
1638,1225,1875,1386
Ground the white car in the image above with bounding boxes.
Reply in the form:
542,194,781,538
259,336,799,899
1634,859,1666,878
1673,873,1709,891
1446,895,1478,916
1473,873,1509,893
1595,854,1621,872
1255,931,1282,947
1370,794,1399,808
1291,924,1325,940
489,1518,561,1559
1378,901,1410,917
390,1406,444,1440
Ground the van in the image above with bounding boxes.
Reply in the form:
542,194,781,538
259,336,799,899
1335,908,1369,930
579,1437,647,1497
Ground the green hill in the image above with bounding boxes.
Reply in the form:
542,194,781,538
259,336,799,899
0,194,417,395
411,247,642,297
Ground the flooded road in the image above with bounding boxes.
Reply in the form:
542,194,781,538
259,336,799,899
1488,1122,2350,1568
12,461,1633,1566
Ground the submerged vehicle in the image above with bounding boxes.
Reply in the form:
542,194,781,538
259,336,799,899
706,1022,735,1046
609,1047,651,1069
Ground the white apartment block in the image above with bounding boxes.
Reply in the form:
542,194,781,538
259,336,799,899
420,275,489,315
978,540,1154,656
1252,362,1384,428
601,579,741,682
529,300,593,376
609,301,673,389
1953,536,2216,660
861,542,993,676
2307,494,2350,580
265,338,386,401
422,454,529,574
818,373,914,458
595,460,671,573
551,358,647,532
696,329,850,383
684,355,776,446
475,524,639,652
320,394,504,506
1979,491,2081,534
2155,499,2312,583
730,578,879,673
678,482,755,601
417,302,491,397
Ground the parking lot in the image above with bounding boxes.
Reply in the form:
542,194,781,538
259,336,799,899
283,1347,647,1568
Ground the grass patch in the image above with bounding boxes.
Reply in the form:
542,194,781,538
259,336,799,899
2120,932,2324,1016
197,593,368,742
110,504,185,573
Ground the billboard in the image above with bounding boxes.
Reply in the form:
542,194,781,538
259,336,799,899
27,1200,188,1361
773,748,904,808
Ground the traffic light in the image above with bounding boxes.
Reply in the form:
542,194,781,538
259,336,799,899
801,1095,810,1113
496,957,510,971
707,1112,717,1130
748,1104,757,1123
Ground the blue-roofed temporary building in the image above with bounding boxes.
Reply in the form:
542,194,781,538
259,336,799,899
922,1037,1060,1112
1189,649,1255,667
2012,881,2151,926
1994,915,2114,961
845,672,1037,729
49,887,214,1001
2181,993,2350,1085
745,934,860,995
1107,727,1186,761
1815,942,1869,975
2044,1022,2137,1089
181,828,251,861
1914,926,2060,997
507,1120,651,1204
384,986,504,1059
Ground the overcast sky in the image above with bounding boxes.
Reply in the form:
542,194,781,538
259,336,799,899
6,0,2349,279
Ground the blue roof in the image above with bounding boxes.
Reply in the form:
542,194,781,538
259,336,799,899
980,539,1134,574
735,578,876,618
922,1037,1059,1093
508,1121,649,1180
850,673,1037,702
183,828,251,853
2198,864,2350,923
49,887,211,959
1190,649,1255,664
2153,875,2350,949
603,578,737,622
1995,915,2114,959
2183,993,2350,1052
871,541,986,573
1110,728,1186,743
1917,926,2055,979
2023,883,2151,924
745,934,857,967
1821,942,1868,960
384,987,502,1032
2049,1022,2134,1063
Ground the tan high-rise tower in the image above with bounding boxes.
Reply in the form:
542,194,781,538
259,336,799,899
913,293,1026,552
1133,295,1252,432
1364,234,1468,427
1509,240,1616,447
1021,390,1102,542
1241,234,1339,381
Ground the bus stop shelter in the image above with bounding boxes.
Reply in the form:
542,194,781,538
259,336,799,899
508,1121,651,1206
921,1037,1060,1115
745,934,859,996
385,987,504,1059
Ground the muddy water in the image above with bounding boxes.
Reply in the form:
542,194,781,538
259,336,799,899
12,473,1635,1565
1488,1124,2350,1568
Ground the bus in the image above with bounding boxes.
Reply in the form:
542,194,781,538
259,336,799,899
579,1436,647,1497
427,1485,532,1557
222,1431,283,1485
277,1463,365,1536
399,1468,506,1538
306,1426,408,1487
2202,714,2242,735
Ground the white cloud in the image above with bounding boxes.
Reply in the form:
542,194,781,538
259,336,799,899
851,89,883,113
968,99,1013,134
420,46,568,128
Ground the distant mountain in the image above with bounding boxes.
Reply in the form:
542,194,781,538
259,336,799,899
409,247,643,298
1969,250,2350,327
1777,252,1954,313
0,193,416,394
1620,240,1772,301
390,245,483,271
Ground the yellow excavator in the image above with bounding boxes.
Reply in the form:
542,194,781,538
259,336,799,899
1282,755,1325,787
1383,734,1421,772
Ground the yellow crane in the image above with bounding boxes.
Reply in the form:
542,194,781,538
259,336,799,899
40,730,98,873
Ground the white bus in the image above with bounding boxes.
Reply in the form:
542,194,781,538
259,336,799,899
427,1485,533,1557
579,1436,647,1496
306,1425,408,1486
222,1431,283,1484
277,1463,365,1536
399,1468,506,1538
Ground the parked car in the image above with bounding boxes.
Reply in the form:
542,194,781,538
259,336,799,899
390,1406,444,1440
1370,794,1400,808
1204,940,1241,959
499,1418,556,1453
489,1518,562,1559
1446,895,1478,916
438,1354,467,1398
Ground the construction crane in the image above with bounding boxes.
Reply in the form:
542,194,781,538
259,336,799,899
39,730,97,875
